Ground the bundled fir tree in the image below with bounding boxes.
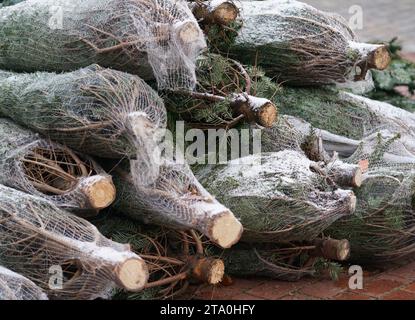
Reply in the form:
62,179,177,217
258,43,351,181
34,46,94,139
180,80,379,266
0,0,206,89
96,216,226,299
0,118,115,215
212,0,390,85
0,185,149,299
166,53,277,129
195,151,357,243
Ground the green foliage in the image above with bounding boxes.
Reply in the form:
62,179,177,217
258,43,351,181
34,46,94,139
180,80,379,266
366,38,415,111
165,53,247,126
314,259,343,281
206,21,242,52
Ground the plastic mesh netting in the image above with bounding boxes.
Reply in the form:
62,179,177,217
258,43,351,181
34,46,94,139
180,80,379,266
0,118,115,213
0,266,48,300
0,0,207,90
0,185,148,299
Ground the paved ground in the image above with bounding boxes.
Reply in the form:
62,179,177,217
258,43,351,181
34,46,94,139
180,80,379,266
191,260,415,300
304,0,415,52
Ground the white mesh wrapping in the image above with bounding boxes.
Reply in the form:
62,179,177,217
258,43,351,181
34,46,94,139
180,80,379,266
0,0,206,89
0,266,48,300
0,185,147,300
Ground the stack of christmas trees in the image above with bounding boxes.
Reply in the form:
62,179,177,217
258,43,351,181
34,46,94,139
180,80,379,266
0,0,414,300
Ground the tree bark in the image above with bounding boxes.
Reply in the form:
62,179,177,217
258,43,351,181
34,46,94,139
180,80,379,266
0,118,115,215
96,216,226,299
195,151,356,243
0,65,167,159
0,0,206,90
190,0,239,26
112,167,243,249
311,238,350,261
0,266,48,300
167,54,277,129
223,0,390,85
0,185,149,299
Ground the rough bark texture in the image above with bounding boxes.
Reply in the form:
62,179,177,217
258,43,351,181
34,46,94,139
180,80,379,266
0,118,115,215
195,151,356,242
223,0,390,85
0,185,149,299
0,0,206,90
112,166,243,249
0,65,166,159
0,266,48,300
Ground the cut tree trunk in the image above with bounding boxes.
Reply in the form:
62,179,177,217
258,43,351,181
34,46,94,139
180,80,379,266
0,65,167,160
223,0,390,85
190,0,239,26
195,151,356,242
327,172,415,264
112,165,243,249
310,238,350,261
0,0,206,90
188,256,224,285
0,118,115,215
96,216,226,299
166,53,277,129
0,185,149,299
0,266,48,300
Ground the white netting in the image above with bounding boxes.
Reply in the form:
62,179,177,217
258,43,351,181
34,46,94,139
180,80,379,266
0,0,206,90
0,266,48,300
0,65,168,185
0,118,115,213
228,0,387,85
195,150,356,242
0,185,147,299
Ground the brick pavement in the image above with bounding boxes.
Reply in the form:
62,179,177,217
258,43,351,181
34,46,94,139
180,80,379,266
303,0,415,52
190,261,415,300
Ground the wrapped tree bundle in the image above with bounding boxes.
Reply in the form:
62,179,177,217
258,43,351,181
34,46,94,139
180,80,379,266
96,216,225,299
261,114,415,168
0,118,115,215
270,87,415,161
246,116,363,188
215,239,348,281
221,0,390,85
327,171,415,264
195,151,357,243
113,159,243,249
0,0,206,90
166,53,277,129
0,185,149,299
0,65,240,240
0,266,48,300
0,65,166,163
